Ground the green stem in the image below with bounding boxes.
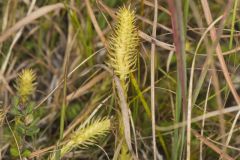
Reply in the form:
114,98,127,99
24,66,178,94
229,0,239,49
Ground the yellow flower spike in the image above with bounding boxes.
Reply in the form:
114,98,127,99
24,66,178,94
108,6,139,91
15,69,36,103
50,118,111,160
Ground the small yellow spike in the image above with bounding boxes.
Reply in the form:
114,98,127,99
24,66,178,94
49,118,111,160
15,69,36,103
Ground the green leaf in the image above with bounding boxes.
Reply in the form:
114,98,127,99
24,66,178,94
10,106,22,116
12,96,19,107
15,121,26,135
25,126,40,136
130,74,151,118
24,101,35,115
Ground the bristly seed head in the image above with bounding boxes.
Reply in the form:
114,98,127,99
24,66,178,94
15,69,36,103
50,118,111,160
108,6,139,86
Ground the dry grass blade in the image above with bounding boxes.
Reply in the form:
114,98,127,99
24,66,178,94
223,46,240,55
34,49,100,109
113,76,133,154
150,0,158,159
200,0,240,150
187,11,223,160
0,0,36,74
97,63,134,158
138,31,174,51
192,130,234,160
200,77,212,160
85,0,107,48
156,105,240,132
0,3,64,44
200,0,240,104
142,0,171,15
66,71,108,102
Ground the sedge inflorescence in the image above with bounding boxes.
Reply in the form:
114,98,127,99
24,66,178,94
108,6,139,90
50,118,111,159
15,69,36,103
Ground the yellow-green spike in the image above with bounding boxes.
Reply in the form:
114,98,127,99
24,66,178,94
15,69,36,103
108,6,139,91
